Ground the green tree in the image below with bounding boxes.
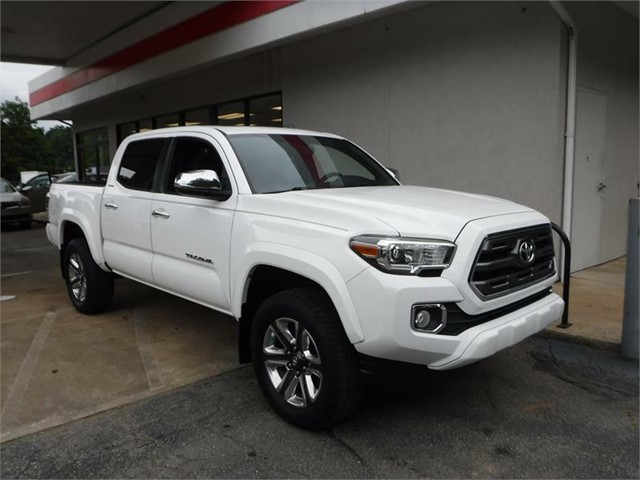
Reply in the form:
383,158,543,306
45,125,74,173
0,97,73,184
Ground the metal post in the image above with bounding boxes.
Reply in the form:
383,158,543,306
551,223,572,328
621,198,639,360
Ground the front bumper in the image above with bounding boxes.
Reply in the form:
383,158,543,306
347,265,563,369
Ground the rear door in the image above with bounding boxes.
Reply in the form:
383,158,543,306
101,137,168,283
150,133,237,311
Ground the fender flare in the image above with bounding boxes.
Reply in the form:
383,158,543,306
232,242,365,344
58,209,109,271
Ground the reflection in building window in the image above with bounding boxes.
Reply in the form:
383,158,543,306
250,94,282,127
217,101,246,126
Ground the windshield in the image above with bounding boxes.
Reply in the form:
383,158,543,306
0,179,16,193
227,134,398,194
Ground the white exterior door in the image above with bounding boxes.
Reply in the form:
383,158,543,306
571,89,608,272
150,134,237,312
101,137,167,283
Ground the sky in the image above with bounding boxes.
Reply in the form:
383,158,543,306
0,62,68,129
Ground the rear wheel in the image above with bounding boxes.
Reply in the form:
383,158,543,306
251,288,361,430
64,238,113,314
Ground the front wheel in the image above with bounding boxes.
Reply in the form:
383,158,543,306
64,238,114,314
251,288,361,430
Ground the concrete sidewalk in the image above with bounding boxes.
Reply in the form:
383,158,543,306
549,257,627,348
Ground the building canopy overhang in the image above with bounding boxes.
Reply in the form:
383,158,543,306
2,0,636,121
2,0,420,121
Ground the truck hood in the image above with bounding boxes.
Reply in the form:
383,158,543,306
240,186,533,241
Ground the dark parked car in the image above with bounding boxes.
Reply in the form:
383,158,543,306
1,178,32,228
17,173,51,212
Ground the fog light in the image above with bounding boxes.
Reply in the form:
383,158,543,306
414,310,431,329
411,304,447,334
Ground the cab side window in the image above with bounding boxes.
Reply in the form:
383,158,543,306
117,139,165,191
165,138,231,193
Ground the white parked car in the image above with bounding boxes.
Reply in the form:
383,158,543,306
46,127,564,429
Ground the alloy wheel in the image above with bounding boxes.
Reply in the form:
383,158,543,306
262,317,323,407
68,252,87,303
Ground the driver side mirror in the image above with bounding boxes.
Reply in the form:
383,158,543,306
386,167,400,180
174,169,231,200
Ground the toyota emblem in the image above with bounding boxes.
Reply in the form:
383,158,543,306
519,240,536,264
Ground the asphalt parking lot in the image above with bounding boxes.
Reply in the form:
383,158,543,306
1,223,639,478
1,222,238,442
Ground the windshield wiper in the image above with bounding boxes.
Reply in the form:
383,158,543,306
265,186,308,194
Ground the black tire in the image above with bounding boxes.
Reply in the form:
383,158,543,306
19,220,31,229
251,287,362,430
63,238,114,314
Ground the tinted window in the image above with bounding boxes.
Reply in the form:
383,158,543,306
166,138,231,193
29,175,51,189
228,134,397,194
117,139,165,191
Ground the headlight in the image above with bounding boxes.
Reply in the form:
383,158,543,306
350,235,455,275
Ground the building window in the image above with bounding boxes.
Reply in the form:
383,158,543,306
138,118,153,132
117,122,137,143
155,113,182,128
217,101,246,126
185,108,210,126
115,91,283,144
77,127,109,182
250,93,282,127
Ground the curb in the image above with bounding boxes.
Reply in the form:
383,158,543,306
538,328,620,352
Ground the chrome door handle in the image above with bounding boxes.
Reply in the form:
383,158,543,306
152,209,170,219
104,202,118,210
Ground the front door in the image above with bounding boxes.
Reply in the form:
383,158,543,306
150,134,237,312
571,89,607,272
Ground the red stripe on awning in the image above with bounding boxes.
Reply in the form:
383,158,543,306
30,1,297,106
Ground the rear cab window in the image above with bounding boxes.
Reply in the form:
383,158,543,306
117,139,166,191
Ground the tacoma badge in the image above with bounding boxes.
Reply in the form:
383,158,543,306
185,253,214,265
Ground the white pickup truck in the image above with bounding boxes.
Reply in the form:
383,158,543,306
47,126,564,429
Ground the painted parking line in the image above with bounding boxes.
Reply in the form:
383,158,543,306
1,312,57,428
0,308,73,325
134,309,166,390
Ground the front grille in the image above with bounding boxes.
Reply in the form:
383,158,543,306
1,201,19,209
469,224,556,299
